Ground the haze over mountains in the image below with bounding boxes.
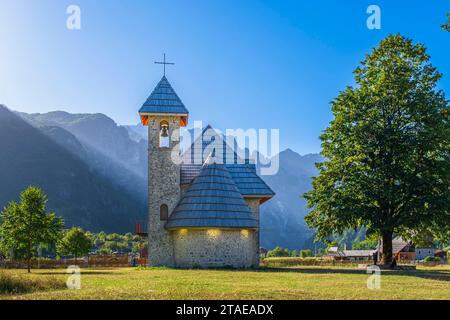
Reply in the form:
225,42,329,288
0,105,145,232
0,106,321,249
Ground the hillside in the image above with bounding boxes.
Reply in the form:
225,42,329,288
17,111,148,178
260,149,322,249
17,111,147,203
0,105,145,232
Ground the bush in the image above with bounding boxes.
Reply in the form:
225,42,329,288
300,250,312,258
0,272,65,295
424,256,440,262
267,247,290,258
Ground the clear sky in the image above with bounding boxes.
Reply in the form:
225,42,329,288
0,0,449,155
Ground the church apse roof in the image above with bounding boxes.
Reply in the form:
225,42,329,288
165,161,258,230
181,164,274,200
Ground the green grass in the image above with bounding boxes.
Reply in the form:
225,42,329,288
0,265,449,300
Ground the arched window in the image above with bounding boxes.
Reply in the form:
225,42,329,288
159,121,170,148
160,204,169,221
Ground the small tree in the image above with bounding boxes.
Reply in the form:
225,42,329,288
0,186,63,272
58,227,93,261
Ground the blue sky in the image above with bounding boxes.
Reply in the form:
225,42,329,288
0,0,449,155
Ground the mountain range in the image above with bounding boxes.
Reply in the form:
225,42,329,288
0,105,321,249
0,105,145,232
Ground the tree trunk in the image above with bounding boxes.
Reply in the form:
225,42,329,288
381,231,393,266
27,240,31,273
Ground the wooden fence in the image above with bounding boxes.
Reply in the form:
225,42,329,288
0,254,131,269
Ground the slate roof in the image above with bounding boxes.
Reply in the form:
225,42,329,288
226,164,274,197
166,160,258,230
180,126,275,198
341,250,376,257
378,237,412,254
139,76,189,115
181,125,249,165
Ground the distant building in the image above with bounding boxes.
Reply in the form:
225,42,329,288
434,250,447,260
415,248,435,261
378,237,416,263
327,237,420,263
260,247,268,258
328,246,339,253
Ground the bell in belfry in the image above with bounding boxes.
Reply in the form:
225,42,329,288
161,125,169,137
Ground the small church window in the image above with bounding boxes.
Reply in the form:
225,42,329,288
160,204,169,221
159,121,170,148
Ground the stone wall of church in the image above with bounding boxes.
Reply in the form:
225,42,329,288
172,229,258,268
245,198,261,266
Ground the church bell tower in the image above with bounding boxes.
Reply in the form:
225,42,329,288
138,68,189,266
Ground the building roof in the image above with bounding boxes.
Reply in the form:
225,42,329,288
226,164,274,198
181,125,248,165
181,164,274,198
326,249,375,258
139,76,189,115
378,237,411,254
342,250,375,257
166,160,258,230
180,126,275,200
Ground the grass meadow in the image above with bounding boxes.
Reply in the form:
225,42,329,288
0,265,449,300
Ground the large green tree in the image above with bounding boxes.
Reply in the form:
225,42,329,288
0,186,64,272
57,227,93,261
304,34,450,266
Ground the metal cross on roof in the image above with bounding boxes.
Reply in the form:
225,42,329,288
154,53,175,76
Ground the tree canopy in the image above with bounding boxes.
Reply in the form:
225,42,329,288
57,227,93,260
0,186,64,272
304,34,450,265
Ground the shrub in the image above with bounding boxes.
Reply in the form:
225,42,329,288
300,250,312,258
267,247,290,258
424,256,440,262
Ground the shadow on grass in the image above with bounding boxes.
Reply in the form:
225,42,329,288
254,266,450,282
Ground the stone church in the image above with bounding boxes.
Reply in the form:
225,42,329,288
138,75,274,268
